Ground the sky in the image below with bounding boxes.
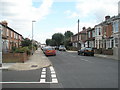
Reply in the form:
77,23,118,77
0,0,119,44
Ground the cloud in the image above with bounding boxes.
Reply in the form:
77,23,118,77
0,0,53,40
65,0,119,22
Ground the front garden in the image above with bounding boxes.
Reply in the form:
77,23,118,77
2,38,38,63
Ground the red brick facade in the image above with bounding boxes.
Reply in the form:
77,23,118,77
0,21,23,52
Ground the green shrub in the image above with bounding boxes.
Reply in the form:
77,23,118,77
12,46,17,52
15,47,31,55
15,48,24,53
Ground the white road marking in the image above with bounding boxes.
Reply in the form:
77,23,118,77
51,74,56,78
42,68,46,72
41,72,46,74
50,66,58,83
52,79,58,83
49,66,54,71
40,79,46,83
41,75,46,78
40,66,58,83
51,71,55,74
2,66,59,84
0,82,58,84
40,68,47,83
81,59,93,63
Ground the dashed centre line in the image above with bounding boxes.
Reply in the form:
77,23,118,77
81,59,93,63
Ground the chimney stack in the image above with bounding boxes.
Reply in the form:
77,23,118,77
1,21,8,26
105,16,110,21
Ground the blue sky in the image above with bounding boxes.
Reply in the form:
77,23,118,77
0,0,119,43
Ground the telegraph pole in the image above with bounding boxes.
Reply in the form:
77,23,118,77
0,24,2,90
77,19,80,50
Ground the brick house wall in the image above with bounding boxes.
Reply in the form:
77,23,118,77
87,28,95,48
71,27,87,48
102,22,113,49
0,21,23,52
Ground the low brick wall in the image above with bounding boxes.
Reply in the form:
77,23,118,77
94,48,113,55
3,53,29,63
102,49,113,55
94,48,102,54
14,53,29,62
69,47,78,51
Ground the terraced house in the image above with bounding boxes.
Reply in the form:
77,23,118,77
0,21,23,53
71,27,87,49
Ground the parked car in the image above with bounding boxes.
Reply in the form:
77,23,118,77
78,47,94,56
55,46,59,50
59,45,66,51
41,46,45,51
44,46,56,56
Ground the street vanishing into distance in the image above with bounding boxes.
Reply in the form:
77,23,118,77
0,0,120,90
2,50,118,88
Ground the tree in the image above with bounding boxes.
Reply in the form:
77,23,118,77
64,31,73,39
64,31,74,49
21,38,32,47
46,39,52,46
52,33,64,46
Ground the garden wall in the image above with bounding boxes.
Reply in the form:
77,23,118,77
2,53,29,63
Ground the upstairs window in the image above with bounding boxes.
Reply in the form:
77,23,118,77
113,20,119,33
92,30,95,37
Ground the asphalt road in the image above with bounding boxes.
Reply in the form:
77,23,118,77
2,50,118,89
48,50,118,88
0,70,2,90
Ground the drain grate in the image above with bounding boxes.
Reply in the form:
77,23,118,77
31,65,38,67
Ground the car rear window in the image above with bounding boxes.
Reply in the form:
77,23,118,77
60,45,65,47
86,48,92,50
47,48,54,50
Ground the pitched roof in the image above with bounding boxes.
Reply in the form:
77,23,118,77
0,23,23,37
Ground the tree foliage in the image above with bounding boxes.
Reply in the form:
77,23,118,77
21,38,32,47
52,33,64,46
46,39,56,46
45,31,74,50
46,39,51,46
64,31,73,39
64,31,73,49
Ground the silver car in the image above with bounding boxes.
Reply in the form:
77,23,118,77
59,45,66,51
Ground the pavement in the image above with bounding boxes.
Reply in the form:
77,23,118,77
0,48,52,71
67,50,117,60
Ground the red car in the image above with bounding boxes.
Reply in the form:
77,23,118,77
44,47,56,56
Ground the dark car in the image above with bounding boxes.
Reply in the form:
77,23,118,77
78,47,94,56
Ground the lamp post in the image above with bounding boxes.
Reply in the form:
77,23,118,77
0,24,2,90
32,20,36,55
0,24,2,65
77,19,80,50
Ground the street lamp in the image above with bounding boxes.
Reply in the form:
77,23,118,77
0,24,2,90
0,24,2,64
32,20,36,55
77,19,80,50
